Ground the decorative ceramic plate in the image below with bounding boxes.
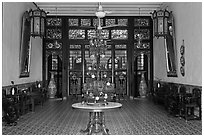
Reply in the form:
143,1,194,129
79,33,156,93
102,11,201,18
180,45,185,55
180,56,185,66
180,66,185,76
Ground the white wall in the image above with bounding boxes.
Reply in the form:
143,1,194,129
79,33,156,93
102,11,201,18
2,2,43,86
154,2,202,86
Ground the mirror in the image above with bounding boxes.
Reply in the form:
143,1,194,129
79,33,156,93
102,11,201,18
19,11,31,78
164,17,177,77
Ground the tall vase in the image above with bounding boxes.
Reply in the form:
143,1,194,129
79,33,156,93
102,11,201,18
139,71,147,98
48,71,57,98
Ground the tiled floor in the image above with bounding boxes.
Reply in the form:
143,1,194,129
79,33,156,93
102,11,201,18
2,97,202,135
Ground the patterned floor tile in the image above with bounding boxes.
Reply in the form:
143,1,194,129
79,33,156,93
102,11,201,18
2,98,202,135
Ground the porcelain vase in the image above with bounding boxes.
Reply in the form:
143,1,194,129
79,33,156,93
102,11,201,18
48,71,57,98
139,71,147,98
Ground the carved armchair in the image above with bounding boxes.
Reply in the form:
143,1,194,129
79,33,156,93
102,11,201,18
70,74,81,100
179,86,201,121
115,74,126,101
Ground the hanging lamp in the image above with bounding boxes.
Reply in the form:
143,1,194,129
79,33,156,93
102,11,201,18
29,8,46,38
152,9,171,38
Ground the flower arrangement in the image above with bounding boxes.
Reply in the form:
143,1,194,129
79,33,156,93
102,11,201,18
82,80,115,105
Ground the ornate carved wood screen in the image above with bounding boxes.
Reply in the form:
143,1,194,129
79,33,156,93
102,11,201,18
43,17,63,98
43,16,153,98
133,17,153,97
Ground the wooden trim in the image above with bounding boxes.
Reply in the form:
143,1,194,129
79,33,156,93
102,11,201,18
153,80,202,91
2,81,43,93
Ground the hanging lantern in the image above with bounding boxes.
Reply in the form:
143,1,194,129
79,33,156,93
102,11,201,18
152,9,171,38
29,8,46,38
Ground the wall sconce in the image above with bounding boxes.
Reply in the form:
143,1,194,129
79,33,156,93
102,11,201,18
152,9,171,38
29,8,46,38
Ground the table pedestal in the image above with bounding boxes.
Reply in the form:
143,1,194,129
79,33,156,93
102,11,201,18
81,112,109,135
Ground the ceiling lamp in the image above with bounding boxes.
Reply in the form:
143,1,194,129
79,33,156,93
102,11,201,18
29,8,46,38
95,11,106,18
152,9,171,38
95,2,112,18
95,3,106,18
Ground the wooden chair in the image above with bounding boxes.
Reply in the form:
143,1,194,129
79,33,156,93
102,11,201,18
115,74,126,101
167,84,180,117
70,74,81,100
179,86,201,121
105,83,116,102
31,85,44,105
21,88,32,114
153,83,170,106
2,88,20,126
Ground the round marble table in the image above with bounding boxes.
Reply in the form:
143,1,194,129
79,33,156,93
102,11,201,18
72,102,122,135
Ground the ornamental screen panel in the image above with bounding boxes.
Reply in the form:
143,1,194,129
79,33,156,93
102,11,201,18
44,16,153,97
134,18,150,27
46,18,62,26
87,30,96,39
118,19,128,26
100,30,109,39
69,50,82,70
87,29,109,39
68,29,85,39
68,18,79,26
111,30,128,39
46,29,62,39
46,42,62,49
134,42,150,49
81,18,91,26
115,44,127,49
93,18,103,27
137,54,144,70
52,54,58,70
115,50,127,69
106,19,116,26
70,44,81,49
134,29,150,40
100,49,112,69
84,50,92,69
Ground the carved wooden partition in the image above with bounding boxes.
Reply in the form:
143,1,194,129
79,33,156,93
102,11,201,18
43,16,153,98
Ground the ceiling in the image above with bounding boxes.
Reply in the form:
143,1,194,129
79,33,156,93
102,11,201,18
35,2,164,17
